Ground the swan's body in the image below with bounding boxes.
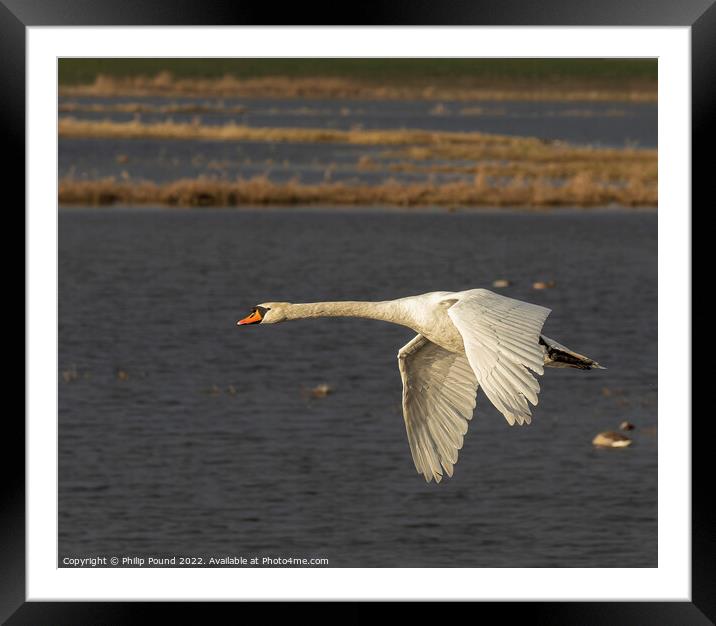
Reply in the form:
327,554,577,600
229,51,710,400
237,289,603,483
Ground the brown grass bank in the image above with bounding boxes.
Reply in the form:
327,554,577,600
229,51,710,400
58,118,657,186
60,117,477,145
59,73,657,103
58,175,657,209
59,117,656,161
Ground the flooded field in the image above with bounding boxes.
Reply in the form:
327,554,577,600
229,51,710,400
60,96,657,146
59,97,656,188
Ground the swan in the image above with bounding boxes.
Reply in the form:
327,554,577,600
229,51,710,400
237,289,604,483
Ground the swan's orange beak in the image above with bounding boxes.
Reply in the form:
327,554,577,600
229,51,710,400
237,309,262,325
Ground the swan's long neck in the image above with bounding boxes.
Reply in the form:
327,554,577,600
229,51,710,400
285,300,408,325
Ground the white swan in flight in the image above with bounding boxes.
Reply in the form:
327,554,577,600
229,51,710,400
237,289,603,483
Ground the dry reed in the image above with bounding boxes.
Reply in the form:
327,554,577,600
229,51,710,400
59,117,656,167
59,117,657,190
58,175,657,208
59,117,527,146
59,73,657,102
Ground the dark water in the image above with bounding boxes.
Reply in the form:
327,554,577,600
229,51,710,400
59,207,657,567
60,138,415,186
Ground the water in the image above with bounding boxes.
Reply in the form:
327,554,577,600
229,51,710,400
59,207,657,567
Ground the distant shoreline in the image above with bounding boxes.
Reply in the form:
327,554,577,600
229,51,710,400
58,176,657,209
58,60,657,210
58,202,658,214
58,59,658,102
59,74,657,103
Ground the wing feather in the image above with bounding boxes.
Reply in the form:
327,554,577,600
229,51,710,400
448,289,551,426
398,334,479,483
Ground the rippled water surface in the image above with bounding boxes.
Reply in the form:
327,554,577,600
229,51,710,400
59,207,657,567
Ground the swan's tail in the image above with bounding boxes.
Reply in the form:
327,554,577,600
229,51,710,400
540,335,605,370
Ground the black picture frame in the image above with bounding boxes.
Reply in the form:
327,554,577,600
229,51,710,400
5,0,706,622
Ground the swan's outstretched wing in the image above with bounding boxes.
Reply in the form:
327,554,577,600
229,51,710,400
447,289,551,426
398,334,478,483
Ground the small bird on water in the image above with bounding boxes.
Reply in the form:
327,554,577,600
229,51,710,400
592,432,632,448
237,289,604,483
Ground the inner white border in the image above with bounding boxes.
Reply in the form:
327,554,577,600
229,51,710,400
28,26,690,601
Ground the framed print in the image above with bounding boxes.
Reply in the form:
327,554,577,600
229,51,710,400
6,0,708,621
